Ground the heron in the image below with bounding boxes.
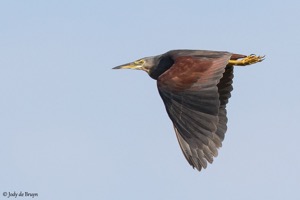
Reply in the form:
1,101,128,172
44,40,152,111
113,49,264,171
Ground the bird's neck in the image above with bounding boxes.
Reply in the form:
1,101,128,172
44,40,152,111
149,56,174,80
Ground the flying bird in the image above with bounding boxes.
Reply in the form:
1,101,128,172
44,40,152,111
113,50,264,171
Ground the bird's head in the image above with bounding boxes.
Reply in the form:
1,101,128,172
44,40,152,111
113,56,159,74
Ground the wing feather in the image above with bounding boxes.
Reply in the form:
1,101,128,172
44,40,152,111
157,50,234,171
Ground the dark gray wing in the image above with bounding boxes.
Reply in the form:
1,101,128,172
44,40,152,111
215,66,234,141
157,50,234,171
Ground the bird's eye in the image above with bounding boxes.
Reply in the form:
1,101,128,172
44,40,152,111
134,59,144,65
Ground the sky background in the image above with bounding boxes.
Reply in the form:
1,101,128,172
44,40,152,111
1,0,300,200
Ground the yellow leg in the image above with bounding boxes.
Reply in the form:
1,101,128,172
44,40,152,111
228,54,265,66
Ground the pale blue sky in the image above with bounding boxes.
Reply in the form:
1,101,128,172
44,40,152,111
1,1,300,200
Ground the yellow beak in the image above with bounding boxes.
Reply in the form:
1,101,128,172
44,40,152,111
112,62,143,70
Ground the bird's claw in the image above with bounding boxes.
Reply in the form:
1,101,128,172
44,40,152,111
229,54,265,66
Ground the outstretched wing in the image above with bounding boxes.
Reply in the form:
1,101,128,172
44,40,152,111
157,50,237,171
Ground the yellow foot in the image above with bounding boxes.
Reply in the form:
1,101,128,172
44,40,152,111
228,54,265,66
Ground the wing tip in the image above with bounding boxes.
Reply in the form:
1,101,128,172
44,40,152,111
174,126,223,172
